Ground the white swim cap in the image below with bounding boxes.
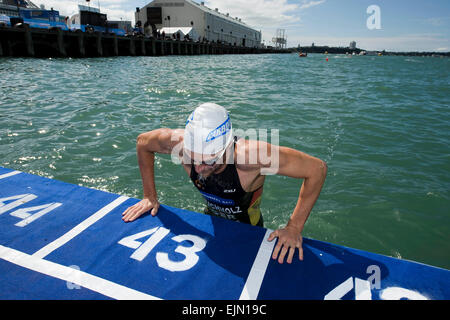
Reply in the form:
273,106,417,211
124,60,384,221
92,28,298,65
184,103,233,155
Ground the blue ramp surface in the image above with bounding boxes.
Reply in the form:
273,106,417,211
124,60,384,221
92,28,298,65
0,166,449,300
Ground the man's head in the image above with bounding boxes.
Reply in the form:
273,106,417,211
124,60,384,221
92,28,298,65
184,103,233,177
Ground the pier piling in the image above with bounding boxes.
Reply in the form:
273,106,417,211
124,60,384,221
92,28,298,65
113,34,118,56
129,38,135,56
95,32,103,57
140,38,146,56
23,25,35,57
151,39,156,56
54,28,67,57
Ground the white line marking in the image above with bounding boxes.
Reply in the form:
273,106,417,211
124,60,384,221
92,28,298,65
33,195,129,259
324,276,353,300
0,171,21,180
0,245,160,300
239,229,275,300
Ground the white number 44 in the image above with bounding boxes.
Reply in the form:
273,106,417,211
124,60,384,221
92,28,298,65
118,227,206,272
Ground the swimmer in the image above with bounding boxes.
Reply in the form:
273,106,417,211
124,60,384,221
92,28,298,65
122,103,327,264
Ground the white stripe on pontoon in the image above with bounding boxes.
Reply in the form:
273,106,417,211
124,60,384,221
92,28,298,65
0,245,160,300
239,229,275,300
33,195,129,259
0,171,21,180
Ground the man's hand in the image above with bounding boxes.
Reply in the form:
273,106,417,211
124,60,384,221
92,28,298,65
122,198,160,222
267,225,304,264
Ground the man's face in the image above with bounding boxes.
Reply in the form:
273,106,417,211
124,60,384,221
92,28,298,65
194,162,220,177
185,150,224,178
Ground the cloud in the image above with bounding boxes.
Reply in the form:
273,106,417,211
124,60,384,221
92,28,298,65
423,17,449,27
205,0,300,27
35,0,134,21
204,0,303,45
37,0,302,29
36,0,79,17
299,0,326,10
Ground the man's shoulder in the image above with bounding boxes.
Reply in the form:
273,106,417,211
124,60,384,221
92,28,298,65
161,127,184,136
157,128,184,143
234,137,280,176
235,137,257,149
235,138,272,156
234,138,263,171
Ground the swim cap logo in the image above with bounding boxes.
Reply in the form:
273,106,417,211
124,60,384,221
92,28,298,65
186,112,194,125
205,116,231,142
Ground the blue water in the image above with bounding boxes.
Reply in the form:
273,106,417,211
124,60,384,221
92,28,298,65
0,53,449,269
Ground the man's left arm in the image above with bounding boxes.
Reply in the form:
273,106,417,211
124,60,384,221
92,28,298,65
262,143,328,264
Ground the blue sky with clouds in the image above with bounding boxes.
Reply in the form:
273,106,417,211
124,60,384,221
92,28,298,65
291,0,450,51
35,0,449,51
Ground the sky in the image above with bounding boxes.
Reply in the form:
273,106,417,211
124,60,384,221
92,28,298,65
32,0,450,52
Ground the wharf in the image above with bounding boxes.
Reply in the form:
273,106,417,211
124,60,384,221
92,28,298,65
0,25,290,58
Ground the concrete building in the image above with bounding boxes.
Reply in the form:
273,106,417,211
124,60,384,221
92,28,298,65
135,0,261,47
349,41,356,49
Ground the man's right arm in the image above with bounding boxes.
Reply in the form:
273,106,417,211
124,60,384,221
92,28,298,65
121,128,183,222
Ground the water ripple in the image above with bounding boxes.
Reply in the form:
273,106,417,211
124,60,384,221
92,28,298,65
1,54,449,269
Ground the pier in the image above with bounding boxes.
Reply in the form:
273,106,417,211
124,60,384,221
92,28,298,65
0,25,290,58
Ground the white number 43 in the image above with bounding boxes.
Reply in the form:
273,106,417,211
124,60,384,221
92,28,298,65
118,227,206,272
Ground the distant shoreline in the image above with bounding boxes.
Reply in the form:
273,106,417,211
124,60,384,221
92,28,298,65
290,46,450,57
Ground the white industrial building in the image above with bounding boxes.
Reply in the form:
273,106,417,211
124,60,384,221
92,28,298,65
135,0,262,47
